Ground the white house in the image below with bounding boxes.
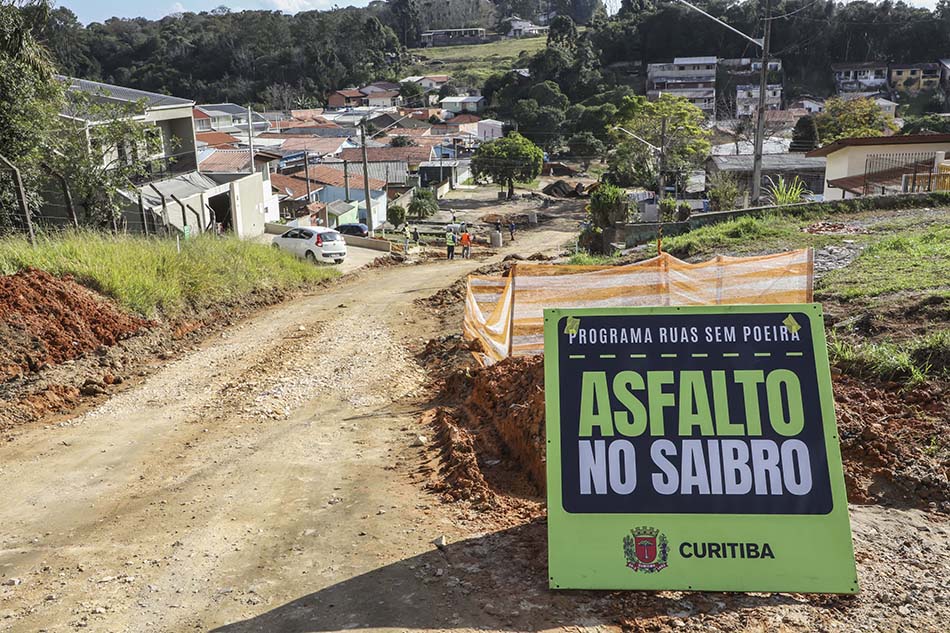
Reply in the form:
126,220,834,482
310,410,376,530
735,84,783,116
504,16,548,38
807,134,950,199
401,75,451,91
441,95,485,114
477,119,504,141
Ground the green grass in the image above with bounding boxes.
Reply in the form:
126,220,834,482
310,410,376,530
0,231,339,318
566,252,620,266
408,36,548,85
660,213,839,259
819,227,950,300
828,330,950,386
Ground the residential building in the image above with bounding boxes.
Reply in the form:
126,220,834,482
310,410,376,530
195,131,240,149
789,97,824,114
418,160,469,188
327,89,366,109
290,164,389,228
440,95,485,114
361,81,400,94
646,56,717,117
321,159,411,187
735,84,783,117
364,91,403,108
339,145,435,171
874,97,898,118
197,149,282,224
705,153,826,196
50,77,265,238
503,16,548,38
477,118,504,141
832,62,888,93
806,134,950,199
401,75,451,91
889,63,941,95
420,28,487,47
194,103,270,134
278,137,347,158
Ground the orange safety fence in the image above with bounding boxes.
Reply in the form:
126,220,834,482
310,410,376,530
463,249,814,366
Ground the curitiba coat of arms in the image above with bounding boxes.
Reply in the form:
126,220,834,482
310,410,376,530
623,526,669,573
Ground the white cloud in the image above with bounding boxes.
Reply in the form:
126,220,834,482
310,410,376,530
170,2,186,12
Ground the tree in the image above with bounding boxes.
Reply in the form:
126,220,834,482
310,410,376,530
471,132,544,198
547,15,577,50
389,135,417,147
588,182,627,229
607,94,709,192
388,204,406,228
815,97,897,144
389,0,422,46
399,81,424,107
438,83,459,99
901,114,950,135
408,187,438,218
566,132,605,169
790,115,820,152
0,0,62,231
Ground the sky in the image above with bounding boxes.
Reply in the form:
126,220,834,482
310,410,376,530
62,0,940,25
62,0,373,24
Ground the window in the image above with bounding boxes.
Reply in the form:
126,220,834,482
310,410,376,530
895,70,903,76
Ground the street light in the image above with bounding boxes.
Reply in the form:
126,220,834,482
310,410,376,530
615,123,668,201
672,0,772,205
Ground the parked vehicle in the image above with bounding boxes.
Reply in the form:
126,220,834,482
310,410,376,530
336,223,369,238
273,227,347,264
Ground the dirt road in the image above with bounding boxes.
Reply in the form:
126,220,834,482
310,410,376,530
0,221,580,632
1,212,947,633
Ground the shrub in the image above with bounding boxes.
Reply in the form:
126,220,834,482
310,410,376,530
707,172,742,211
388,204,406,228
408,188,438,218
766,175,809,205
588,182,628,229
675,202,692,222
658,197,677,222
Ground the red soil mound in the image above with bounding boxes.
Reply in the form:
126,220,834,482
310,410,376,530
0,269,148,382
427,355,949,513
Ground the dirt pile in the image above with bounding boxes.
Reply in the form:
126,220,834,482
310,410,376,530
424,356,546,522
0,269,148,383
425,352,949,515
835,374,948,509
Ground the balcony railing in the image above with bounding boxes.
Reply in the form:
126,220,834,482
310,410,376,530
127,152,198,186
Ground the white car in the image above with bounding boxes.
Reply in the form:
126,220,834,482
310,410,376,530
273,227,347,264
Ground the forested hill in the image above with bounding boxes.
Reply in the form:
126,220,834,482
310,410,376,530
26,5,404,107
23,0,950,108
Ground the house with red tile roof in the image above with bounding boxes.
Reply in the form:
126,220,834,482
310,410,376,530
339,145,434,170
195,131,241,149
285,164,390,228
327,89,366,109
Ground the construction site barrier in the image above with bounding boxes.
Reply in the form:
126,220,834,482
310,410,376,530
463,249,814,366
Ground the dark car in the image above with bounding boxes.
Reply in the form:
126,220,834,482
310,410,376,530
336,223,369,238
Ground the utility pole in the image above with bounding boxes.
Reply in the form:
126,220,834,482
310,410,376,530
303,150,313,206
658,118,667,201
672,0,769,206
751,0,773,205
247,104,256,174
360,120,374,235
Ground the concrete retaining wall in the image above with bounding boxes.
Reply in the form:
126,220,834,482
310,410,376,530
342,235,392,252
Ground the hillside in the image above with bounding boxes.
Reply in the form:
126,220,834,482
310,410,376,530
407,36,548,86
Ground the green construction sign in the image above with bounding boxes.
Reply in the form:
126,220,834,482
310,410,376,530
543,304,858,593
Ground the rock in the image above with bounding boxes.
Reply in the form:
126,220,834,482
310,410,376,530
412,435,427,447
435,568,444,577
432,535,447,550
297,325,306,332
2,578,21,586
80,380,107,396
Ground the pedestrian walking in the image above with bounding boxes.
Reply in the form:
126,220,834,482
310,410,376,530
403,224,411,253
460,230,472,259
445,228,456,260
412,225,420,243
508,220,516,241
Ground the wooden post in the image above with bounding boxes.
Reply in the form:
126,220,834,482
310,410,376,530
0,153,35,247
507,263,517,359
138,192,149,236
